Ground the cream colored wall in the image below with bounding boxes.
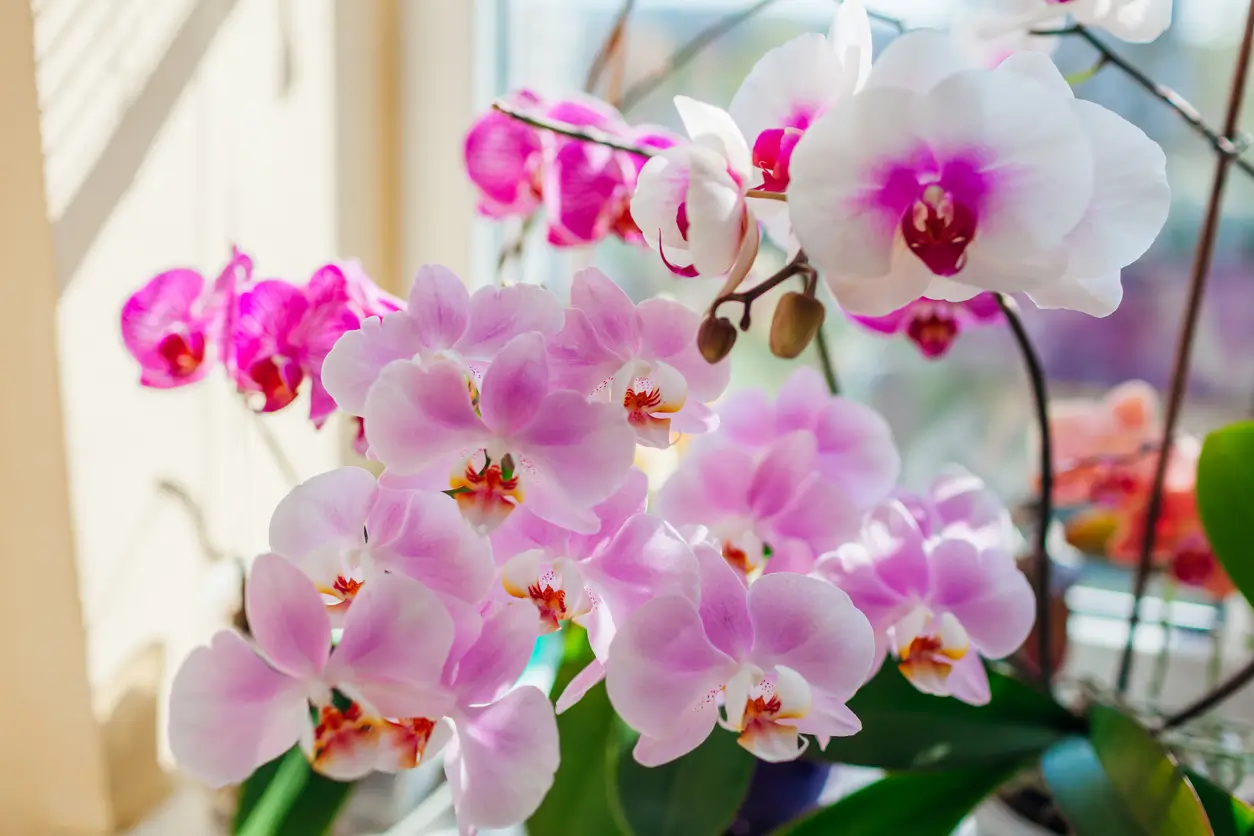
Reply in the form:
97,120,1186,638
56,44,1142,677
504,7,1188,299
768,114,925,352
20,0,376,829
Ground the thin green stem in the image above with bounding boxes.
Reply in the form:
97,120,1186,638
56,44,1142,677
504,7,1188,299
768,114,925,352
815,328,839,395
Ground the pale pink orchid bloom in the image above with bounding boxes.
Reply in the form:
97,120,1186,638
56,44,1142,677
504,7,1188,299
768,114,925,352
659,430,865,578
890,466,1017,553
168,553,457,787
494,509,704,714
490,467,649,568
606,550,874,765
848,293,1002,358
120,246,252,388
815,497,1034,705
465,89,546,219
267,467,494,615
1047,379,1161,506
364,331,637,535
716,366,901,509
435,601,560,833
548,268,730,447
955,0,1172,50
322,264,562,419
232,267,364,424
631,96,756,277
788,33,1169,317
729,0,872,247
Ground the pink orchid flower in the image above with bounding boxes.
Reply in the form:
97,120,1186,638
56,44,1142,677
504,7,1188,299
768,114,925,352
465,89,546,219
495,509,704,713
435,601,560,832
815,497,1034,705
848,293,1002,358
1047,380,1161,506
491,467,648,566
322,264,562,419
607,549,874,765
659,431,865,578
548,267,730,447
542,97,639,247
364,331,637,534
891,466,1016,552
728,0,872,247
716,366,901,507
631,96,756,277
788,35,1169,317
120,246,252,388
168,553,457,786
233,266,363,424
267,467,494,615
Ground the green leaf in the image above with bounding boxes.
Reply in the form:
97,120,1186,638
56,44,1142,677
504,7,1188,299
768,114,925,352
775,762,1023,835
1187,770,1254,836
529,628,625,836
234,747,354,836
1197,422,1254,608
613,727,755,836
1042,736,1149,836
1088,703,1213,836
812,663,1083,770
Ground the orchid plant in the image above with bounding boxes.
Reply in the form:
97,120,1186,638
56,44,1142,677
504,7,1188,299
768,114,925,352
121,1,1254,834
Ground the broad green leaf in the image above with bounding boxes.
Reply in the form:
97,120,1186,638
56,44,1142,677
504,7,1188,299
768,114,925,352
1042,736,1149,836
775,762,1023,835
812,663,1083,770
234,747,353,836
529,628,625,836
1088,704,1213,836
1197,422,1254,609
613,727,755,836
1187,770,1254,836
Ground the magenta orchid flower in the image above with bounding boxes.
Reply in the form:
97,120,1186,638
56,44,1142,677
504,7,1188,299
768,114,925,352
814,493,1033,706
848,293,1002,358
631,96,756,277
728,0,872,246
607,549,874,765
548,268,730,447
659,431,864,578
321,264,562,419
716,366,901,507
364,331,637,534
168,553,456,786
267,467,494,615
233,266,363,423
120,246,252,388
542,97,638,247
788,33,1169,317
465,89,546,219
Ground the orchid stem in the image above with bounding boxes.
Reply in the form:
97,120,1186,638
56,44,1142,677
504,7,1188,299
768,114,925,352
714,250,812,330
746,189,787,202
1115,0,1254,696
1159,654,1254,732
995,293,1054,690
815,328,839,396
1047,24,1254,178
584,0,636,96
491,102,655,157
619,0,782,112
